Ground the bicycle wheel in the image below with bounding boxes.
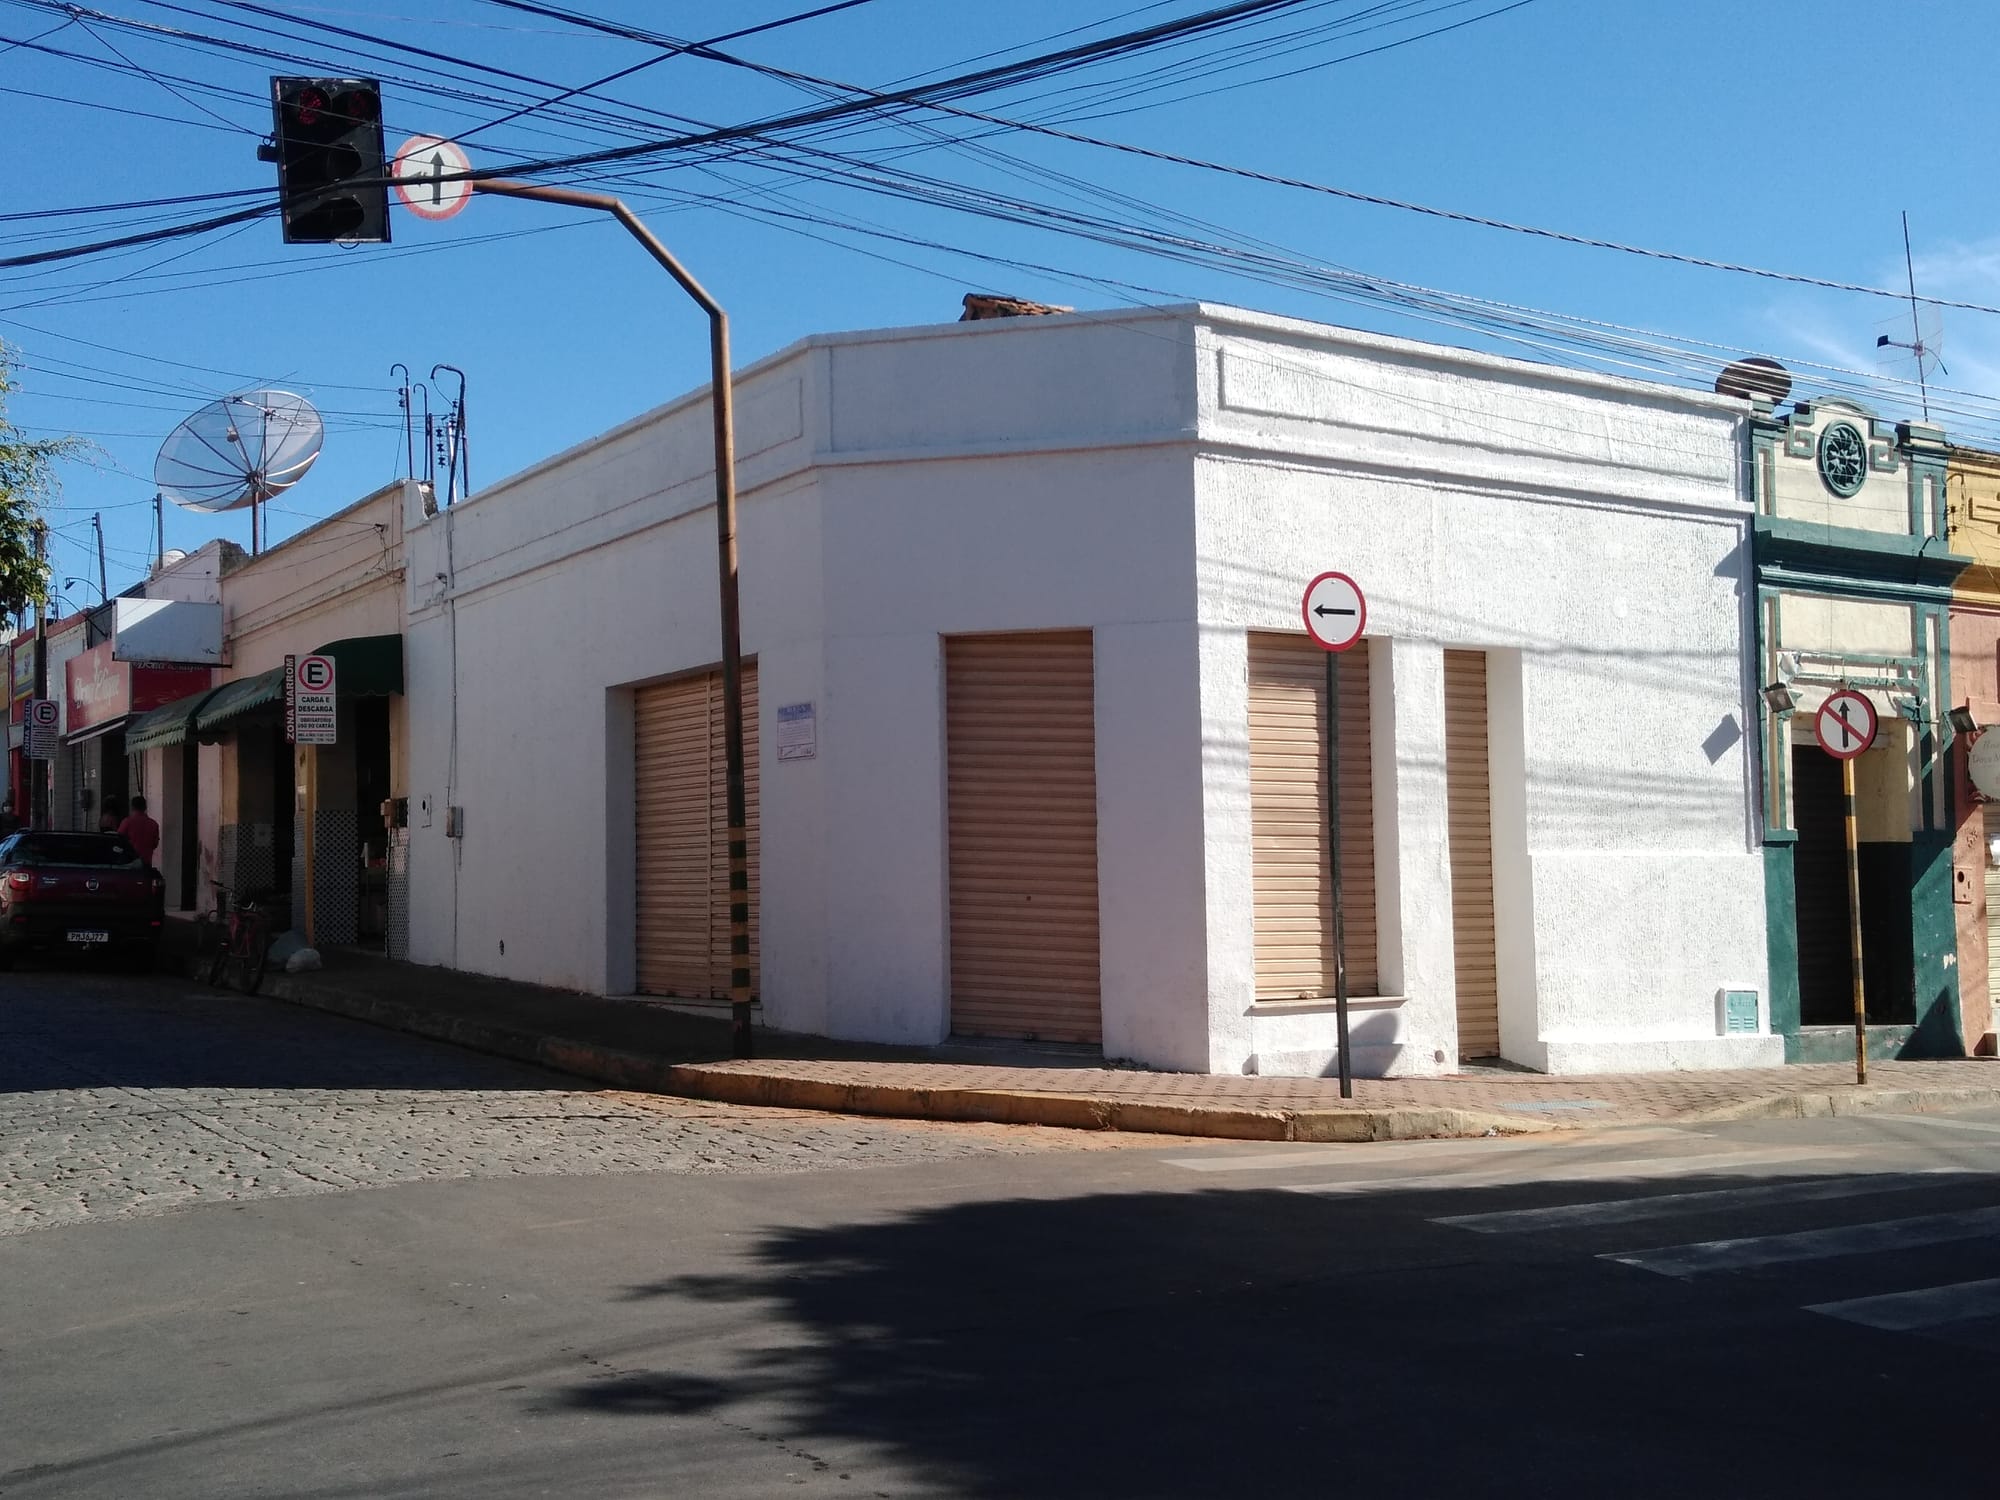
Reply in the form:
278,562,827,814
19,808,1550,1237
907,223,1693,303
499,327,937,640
231,916,267,996
205,919,231,987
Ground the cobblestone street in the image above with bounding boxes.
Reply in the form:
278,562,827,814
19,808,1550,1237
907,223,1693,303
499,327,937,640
0,965,1132,1237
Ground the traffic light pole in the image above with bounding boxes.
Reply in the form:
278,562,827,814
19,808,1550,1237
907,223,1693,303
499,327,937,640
468,179,754,1059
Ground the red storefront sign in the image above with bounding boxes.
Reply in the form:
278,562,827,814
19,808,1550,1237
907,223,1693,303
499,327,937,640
9,637,31,723
64,640,210,736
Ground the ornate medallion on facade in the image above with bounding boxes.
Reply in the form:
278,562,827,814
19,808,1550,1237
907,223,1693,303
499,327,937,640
1817,420,1868,497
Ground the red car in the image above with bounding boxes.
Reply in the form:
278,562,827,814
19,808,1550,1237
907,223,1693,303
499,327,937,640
0,832,165,969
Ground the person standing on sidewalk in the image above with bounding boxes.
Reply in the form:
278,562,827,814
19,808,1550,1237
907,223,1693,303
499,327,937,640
119,795,160,866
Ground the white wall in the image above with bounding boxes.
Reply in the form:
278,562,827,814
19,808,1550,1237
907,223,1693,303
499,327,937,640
404,310,1205,1046
1191,309,1777,1073
400,302,1777,1075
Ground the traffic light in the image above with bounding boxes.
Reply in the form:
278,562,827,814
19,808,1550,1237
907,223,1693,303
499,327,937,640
269,77,389,245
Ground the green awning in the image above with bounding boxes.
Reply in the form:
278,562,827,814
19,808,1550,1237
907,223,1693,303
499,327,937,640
314,634,404,696
125,686,223,753
193,666,287,735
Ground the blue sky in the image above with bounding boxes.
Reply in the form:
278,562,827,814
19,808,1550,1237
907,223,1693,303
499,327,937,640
3,0,1998,603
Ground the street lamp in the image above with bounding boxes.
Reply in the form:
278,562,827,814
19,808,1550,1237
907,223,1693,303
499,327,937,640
1762,681,1797,715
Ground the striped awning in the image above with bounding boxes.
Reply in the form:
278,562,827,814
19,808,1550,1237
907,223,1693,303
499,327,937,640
125,686,222,753
192,666,287,735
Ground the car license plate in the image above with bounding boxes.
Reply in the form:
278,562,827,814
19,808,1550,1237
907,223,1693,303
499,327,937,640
67,930,110,944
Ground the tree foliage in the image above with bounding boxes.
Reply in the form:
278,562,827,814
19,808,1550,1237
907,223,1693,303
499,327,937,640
0,344,82,619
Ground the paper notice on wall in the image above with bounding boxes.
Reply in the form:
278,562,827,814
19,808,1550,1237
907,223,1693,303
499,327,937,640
776,701,817,762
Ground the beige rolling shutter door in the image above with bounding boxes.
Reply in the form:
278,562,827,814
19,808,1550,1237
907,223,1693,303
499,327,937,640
1444,650,1499,1056
946,632,1101,1043
1248,634,1377,999
1984,864,2000,1019
634,663,758,998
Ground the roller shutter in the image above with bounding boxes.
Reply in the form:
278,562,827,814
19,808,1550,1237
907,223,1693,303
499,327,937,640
1444,649,1499,1057
1248,633,1378,1000
634,663,759,998
1987,863,2000,1023
946,631,1101,1043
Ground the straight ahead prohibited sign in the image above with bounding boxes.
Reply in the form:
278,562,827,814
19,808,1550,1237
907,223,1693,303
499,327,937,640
392,135,473,221
1814,689,1877,760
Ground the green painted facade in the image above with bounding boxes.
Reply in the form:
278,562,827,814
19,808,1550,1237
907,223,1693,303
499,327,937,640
1750,397,1971,1061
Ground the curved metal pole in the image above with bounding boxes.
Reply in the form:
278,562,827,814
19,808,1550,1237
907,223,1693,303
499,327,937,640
471,179,752,1058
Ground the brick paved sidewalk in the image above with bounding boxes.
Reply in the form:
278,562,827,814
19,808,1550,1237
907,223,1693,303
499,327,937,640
249,944,2000,1142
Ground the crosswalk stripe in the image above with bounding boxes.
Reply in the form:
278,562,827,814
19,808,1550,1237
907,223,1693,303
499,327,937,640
1432,1171,1953,1234
1162,1127,1693,1174
1282,1145,1858,1197
1870,1114,2000,1136
1606,1205,2000,1278
1806,1277,2000,1332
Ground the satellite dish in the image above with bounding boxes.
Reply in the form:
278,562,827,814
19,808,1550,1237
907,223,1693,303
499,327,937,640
155,548,189,571
1970,735,2000,800
155,390,324,553
1714,356,1792,405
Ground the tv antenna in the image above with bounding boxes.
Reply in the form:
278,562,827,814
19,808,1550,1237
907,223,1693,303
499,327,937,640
1875,211,1946,421
154,389,324,554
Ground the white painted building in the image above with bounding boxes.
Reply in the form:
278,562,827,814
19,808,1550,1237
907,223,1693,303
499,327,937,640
401,302,1778,1076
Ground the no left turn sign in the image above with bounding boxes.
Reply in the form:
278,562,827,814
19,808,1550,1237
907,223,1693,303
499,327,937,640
1301,571,1367,652
1815,689,1878,760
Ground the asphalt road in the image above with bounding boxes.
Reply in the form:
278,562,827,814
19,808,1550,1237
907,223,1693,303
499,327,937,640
3,966,1998,1498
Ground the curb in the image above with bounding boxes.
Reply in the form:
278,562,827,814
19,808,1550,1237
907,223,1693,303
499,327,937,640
656,1065,1557,1142
1685,1084,2000,1124
259,975,1554,1143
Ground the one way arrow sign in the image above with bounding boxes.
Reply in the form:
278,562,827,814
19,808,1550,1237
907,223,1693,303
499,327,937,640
1302,571,1366,652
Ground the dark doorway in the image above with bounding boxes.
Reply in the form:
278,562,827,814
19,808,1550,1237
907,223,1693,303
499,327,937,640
269,721,294,898
354,697,391,948
1790,746,1915,1027
178,741,198,910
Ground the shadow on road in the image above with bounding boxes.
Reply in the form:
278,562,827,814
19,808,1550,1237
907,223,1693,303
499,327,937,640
0,966,570,1095
575,1166,2000,1499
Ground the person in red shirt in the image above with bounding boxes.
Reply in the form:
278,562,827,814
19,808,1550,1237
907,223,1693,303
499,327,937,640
119,795,161,866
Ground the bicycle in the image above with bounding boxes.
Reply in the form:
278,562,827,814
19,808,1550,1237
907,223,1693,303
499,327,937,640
201,884,273,996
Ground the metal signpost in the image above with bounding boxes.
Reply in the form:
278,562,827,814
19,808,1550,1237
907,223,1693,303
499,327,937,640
425,164,755,1059
1301,571,1368,1098
1814,688,1878,1084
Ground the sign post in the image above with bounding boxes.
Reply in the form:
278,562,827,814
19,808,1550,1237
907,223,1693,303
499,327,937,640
1302,571,1368,1099
1815,688,1878,1084
284,653,337,947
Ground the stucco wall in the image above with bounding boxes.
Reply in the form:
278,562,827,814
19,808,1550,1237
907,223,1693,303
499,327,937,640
398,303,1779,1075
1191,310,1776,1074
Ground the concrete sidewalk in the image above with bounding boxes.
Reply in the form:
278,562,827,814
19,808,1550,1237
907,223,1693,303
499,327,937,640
253,949,2000,1142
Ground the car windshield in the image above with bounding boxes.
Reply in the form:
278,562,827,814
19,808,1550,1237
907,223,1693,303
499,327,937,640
5,834,144,869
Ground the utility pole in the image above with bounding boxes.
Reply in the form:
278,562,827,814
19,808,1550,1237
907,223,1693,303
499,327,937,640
31,521,48,830
469,178,753,1058
93,513,108,605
